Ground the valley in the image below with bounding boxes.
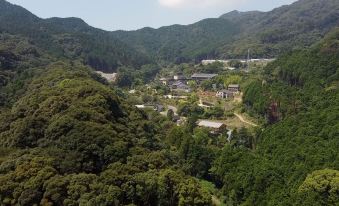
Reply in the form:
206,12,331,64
0,0,338,205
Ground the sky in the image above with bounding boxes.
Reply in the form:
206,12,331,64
7,0,298,31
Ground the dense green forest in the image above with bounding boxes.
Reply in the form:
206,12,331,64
112,0,339,63
236,28,339,205
0,0,338,205
0,28,338,205
0,38,212,204
0,0,152,72
1,0,339,69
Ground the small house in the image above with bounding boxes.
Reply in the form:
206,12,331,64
197,120,227,134
228,84,240,93
170,81,191,93
159,78,169,85
173,74,187,81
216,90,234,99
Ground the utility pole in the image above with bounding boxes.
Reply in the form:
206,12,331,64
247,49,251,71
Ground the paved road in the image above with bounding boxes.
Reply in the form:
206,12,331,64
234,113,258,127
167,105,178,115
160,105,178,116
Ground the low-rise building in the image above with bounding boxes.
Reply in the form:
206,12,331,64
173,74,187,81
201,60,229,65
95,71,117,83
216,90,234,99
228,84,240,93
159,74,190,85
197,120,227,134
135,104,164,112
191,73,218,81
163,95,188,99
159,78,169,85
170,81,191,93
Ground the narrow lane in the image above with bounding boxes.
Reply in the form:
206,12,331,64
234,113,258,127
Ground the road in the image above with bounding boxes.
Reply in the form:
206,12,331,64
234,113,258,127
167,105,178,115
160,105,178,116
212,195,222,206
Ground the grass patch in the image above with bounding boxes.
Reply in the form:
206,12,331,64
198,179,227,206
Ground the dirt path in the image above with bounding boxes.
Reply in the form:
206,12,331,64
234,113,258,127
212,195,222,206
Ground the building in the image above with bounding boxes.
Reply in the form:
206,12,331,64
170,81,191,93
216,90,234,99
159,78,169,85
228,84,240,93
191,73,218,81
197,120,227,134
198,99,214,108
135,104,164,112
163,95,188,99
201,60,229,65
155,104,164,112
173,74,187,81
95,71,117,83
226,67,236,71
159,74,189,85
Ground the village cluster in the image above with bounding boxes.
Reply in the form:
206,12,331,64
160,73,240,100
124,59,268,136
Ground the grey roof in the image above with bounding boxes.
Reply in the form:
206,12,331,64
198,120,225,129
218,89,234,94
228,84,240,88
171,81,186,86
191,73,218,79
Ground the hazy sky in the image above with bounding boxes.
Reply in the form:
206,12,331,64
7,0,298,31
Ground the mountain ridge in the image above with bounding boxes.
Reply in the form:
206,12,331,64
0,0,153,72
1,0,339,67
110,0,339,62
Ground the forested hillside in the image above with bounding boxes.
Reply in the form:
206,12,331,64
1,0,338,67
219,0,339,58
0,0,152,72
112,18,240,64
0,36,212,204
112,0,339,62
0,0,338,205
224,27,339,205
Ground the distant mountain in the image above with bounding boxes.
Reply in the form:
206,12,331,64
0,0,152,72
112,0,339,62
112,18,240,64
0,0,338,67
218,0,339,58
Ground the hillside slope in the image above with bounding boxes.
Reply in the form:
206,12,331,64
112,0,339,62
112,18,240,64
220,0,339,58
0,0,152,72
1,0,338,66
212,27,339,206
0,47,212,205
